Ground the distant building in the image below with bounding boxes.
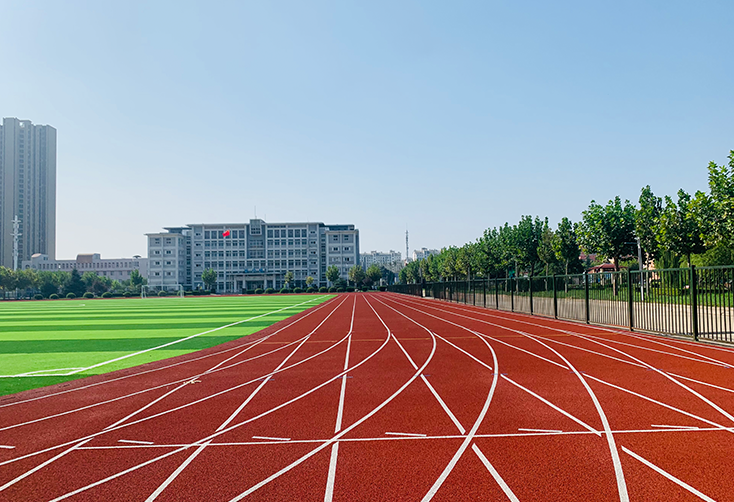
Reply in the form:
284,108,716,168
0,118,57,269
412,248,439,262
361,250,402,269
146,219,359,292
22,253,148,281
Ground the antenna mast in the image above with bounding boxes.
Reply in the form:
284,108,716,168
12,215,21,271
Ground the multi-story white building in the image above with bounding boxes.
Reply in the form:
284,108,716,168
22,253,148,281
0,118,57,269
360,250,402,269
413,247,439,262
146,220,359,292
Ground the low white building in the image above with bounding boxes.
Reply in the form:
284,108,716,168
22,253,148,281
360,250,402,269
412,247,439,262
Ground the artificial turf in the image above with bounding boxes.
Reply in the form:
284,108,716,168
0,294,333,396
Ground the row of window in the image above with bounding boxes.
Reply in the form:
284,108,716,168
203,260,317,270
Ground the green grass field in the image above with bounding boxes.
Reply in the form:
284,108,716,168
0,294,333,396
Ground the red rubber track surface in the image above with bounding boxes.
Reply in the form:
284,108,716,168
2,292,734,501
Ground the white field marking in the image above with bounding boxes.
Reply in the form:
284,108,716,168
650,425,699,430
384,432,427,437
324,297,357,502
0,439,92,492
63,295,329,376
430,332,493,371
621,447,717,502
76,426,734,450
0,368,86,378
118,440,154,445
576,334,734,426
145,298,349,501
579,333,731,368
252,436,291,441
0,300,352,469
583,374,731,432
225,297,428,501
0,297,337,409
500,375,600,436
0,445,14,449
44,304,393,502
668,372,734,394
627,330,734,356
528,333,646,369
471,444,520,502
615,332,734,368
518,428,563,433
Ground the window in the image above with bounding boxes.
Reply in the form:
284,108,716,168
166,250,172,255
267,230,273,238
288,229,294,238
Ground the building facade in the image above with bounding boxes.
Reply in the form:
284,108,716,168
0,118,57,269
146,220,359,292
413,247,439,262
22,253,148,281
360,250,402,269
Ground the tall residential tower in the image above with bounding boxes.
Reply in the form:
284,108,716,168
0,118,57,269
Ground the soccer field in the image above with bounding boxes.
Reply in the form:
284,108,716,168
0,294,333,396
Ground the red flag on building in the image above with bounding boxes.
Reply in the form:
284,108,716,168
223,230,230,237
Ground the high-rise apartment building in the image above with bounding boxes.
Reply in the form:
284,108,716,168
146,219,359,292
0,118,57,269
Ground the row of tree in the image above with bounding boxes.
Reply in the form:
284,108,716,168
0,267,147,299
400,151,734,284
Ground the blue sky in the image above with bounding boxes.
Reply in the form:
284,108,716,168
2,1,732,259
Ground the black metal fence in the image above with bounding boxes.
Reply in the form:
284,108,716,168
387,265,734,343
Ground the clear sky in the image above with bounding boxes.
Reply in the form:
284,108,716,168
2,1,732,260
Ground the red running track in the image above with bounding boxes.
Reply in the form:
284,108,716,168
2,292,734,501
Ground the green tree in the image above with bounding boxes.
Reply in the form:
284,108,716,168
537,225,558,276
0,266,16,299
552,217,582,275
326,265,340,286
64,269,87,297
636,186,663,264
348,265,365,287
706,151,734,248
129,269,146,292
201,268,217,291
578,196,636,271
305,276,315,288
658,189,707,267
283,271,294,289
366,264,382,287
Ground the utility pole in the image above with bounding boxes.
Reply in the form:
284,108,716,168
12,215,21,271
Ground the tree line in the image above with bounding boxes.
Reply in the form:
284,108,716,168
400,151,734,284
0,267,147,299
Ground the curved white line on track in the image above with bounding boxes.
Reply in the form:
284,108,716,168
42,300,394,501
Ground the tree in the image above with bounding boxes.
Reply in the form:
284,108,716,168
578,197,636,271
552,217,581,276
366,264,382,287
706,151,734,248
657,189,707,267
305,276,315,288
64,269,86,297
129,269,146,292
636,186,663,264
201,268,217,291
326,265,340,286
0,266,15,299
537,225,558,276
514,216,546,276
348,265,365,287
283,271,294,289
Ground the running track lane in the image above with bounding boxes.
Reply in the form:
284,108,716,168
2,293,734,500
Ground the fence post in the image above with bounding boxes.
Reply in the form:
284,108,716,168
690,265,699,341
584,272,590,324
495,279,499,309
529,277,534,315
483,279,486,308
511,277,515,312
627,268,634,331
553,274,558,319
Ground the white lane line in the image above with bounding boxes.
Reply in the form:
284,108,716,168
325,297,357,502
118,440,154,445
252,436,291,442
518,428,563,433
0,439,92,492
621,447,717,502
0,297,337,410
650,424,699,430
472,444,520,502
43,301,392,502
384,432,427,437
146,297,349,501
0,445,14,449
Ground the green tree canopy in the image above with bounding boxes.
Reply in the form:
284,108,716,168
578,196,636,270
201,268,217,291
326,265,340,285
658,189,707,267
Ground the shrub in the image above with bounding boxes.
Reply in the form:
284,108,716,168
34,294,44,300
319,287,328,293
279,288,291,294
245,289,255,295
158,290,168,296
49,293,59,300
265,288,275,294
336,287,345,293
361,286,369,292
83,292,94,299
101,292,112,298
66,292,76,299
192,290,204,295
379,286,387,291
346,286,355,293
328,287,337,293
123,291,132,297
293,287,303,293
307,287,316,293
255,288,264,294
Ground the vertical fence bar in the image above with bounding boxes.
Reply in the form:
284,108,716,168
553,274,558,319
584,272,590,324
511,277,515,312
627,268,634,331
495,279,499,310
529,276,534,315
691,265,699,341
